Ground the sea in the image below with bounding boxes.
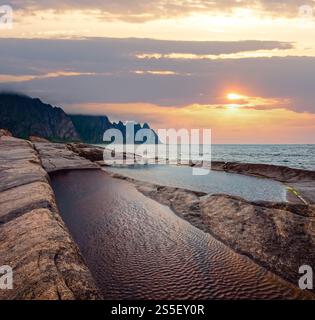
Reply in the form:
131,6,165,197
210,144,315,171
97,144,315,171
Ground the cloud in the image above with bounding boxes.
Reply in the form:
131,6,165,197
63,102,315,144
0,37,293,79
9,0,315,22
0,71,97,83
0,37,314,114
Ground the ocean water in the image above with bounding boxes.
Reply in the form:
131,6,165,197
211,144,315,171
97,144,315,171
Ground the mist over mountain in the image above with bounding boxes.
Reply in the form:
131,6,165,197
0,93,159,144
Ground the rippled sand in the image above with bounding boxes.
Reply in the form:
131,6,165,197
51,170,311,300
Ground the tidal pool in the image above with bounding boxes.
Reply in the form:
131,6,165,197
51,170,306,299
106,164,287,202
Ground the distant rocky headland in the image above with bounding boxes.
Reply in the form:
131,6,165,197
0,93,159,144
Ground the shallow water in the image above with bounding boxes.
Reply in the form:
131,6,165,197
51,170,307,300
106,164,287,202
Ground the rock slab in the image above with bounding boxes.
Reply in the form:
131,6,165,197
0,136,101,300
34,142,100,173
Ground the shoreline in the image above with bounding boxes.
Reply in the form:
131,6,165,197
1,136,314,299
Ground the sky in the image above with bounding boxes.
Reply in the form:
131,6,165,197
0,0,315,143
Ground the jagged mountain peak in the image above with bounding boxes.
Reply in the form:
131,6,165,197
0,93,159,144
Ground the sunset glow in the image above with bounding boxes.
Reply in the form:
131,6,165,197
227,93,244,101
0,1,315,143
63,102,315,144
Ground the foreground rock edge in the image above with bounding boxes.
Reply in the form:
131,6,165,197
0,136,101,300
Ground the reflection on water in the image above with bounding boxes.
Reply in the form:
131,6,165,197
106,164,287,202
51,170,307,300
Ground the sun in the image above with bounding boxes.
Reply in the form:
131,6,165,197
227,93,243,100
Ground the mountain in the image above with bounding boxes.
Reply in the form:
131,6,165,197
69,115,112,144
70,115,160,144
0,93,79,141
0,93,159,144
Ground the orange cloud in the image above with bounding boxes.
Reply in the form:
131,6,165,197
0,71,97,83
136,49,294,60
132,70,179,75
64,102,315,144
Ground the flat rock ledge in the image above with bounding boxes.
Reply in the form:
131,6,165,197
0,136,101,300
107,171,315,297
34,142,100,173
